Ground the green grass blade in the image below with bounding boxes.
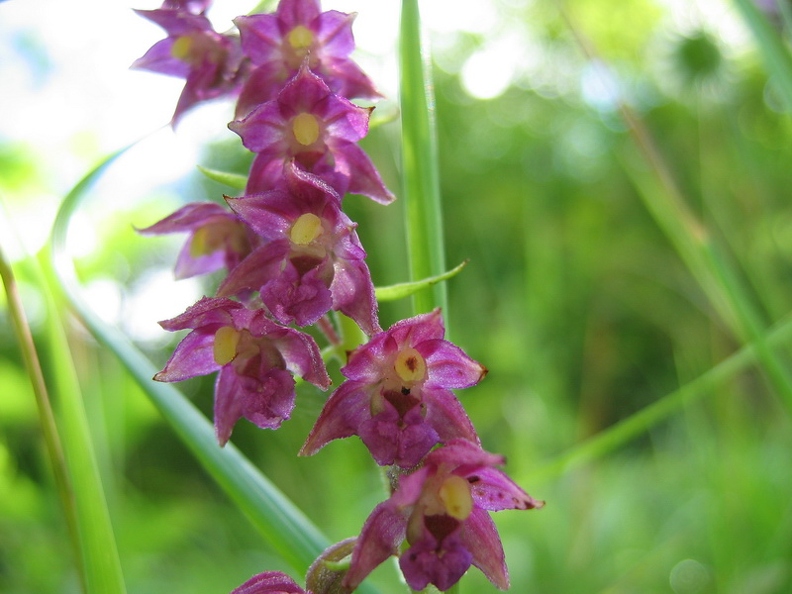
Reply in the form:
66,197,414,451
48,148,380,592
399,0,448,317
40,260,128,594
530,312,792,483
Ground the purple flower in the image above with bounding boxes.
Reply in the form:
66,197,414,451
132,8,249,125
216,164,380,336
160,0,211,14
137,202,257,279
234,0,379,116
301,310,486,468
229,62,394,204
344,439,544,592
154,296,330,445
230,571,306,594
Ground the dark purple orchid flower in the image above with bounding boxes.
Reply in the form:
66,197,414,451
229,62,394,204
216,164,380,336
231,571,307,594
301,310,486,468
343,439,544,592
233,0,379,116
137,202,257,279
132,8,249,125
154,296,330,445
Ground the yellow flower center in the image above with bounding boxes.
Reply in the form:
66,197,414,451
292,113,320,146
394,347,427,383
287,25,314,50
438,474,474,520
171,35,194,61
289,213,324,245
213,326,240,365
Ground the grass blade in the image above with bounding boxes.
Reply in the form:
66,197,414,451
399,0,448,317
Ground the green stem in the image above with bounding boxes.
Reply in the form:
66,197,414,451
529,312,792,483
399,0,448,318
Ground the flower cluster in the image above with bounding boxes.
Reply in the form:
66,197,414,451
134,0,542,591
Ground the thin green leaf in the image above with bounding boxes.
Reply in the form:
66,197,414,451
40,260,127,594
48,147,380,593
399,0,448,318
530,312,792,484
196,165,248,191
375,260,467,302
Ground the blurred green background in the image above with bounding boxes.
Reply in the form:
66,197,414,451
2,0,792,593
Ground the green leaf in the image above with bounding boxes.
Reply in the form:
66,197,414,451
196,165,248,191
375,260,467,302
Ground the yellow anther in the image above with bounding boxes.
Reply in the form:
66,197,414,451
394,347,426,383
438,474,474,520
171,35,194,60
287,25,314,49
292,113,320,146
213,326,240,365
290,213,324,245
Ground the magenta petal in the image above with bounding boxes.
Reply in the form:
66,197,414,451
230,570,306,594
276,0,320,28
469,467,545,512
214,366,247,445
334,141,395,204
158,296,242,331
216,243,289,298
344,502,407,592
423,388,480,445
315,10,356,56
154,328,218,382
420,339,487,389
338,332,395,382
388,309,446,345
331,258,380,336
300,380,371,456
459,508,509,590
131,38,189,77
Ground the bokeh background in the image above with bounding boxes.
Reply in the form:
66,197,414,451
2,0,792,592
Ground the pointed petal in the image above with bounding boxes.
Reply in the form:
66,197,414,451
153,328,218,382
300,380,371,456
332,141,395,204
158,296,242,331
331,258,380,336
216,243,289,298
343,501,407,591
469,467,545,512
420,339,487,389
460,508,509,590
424,388,480,444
